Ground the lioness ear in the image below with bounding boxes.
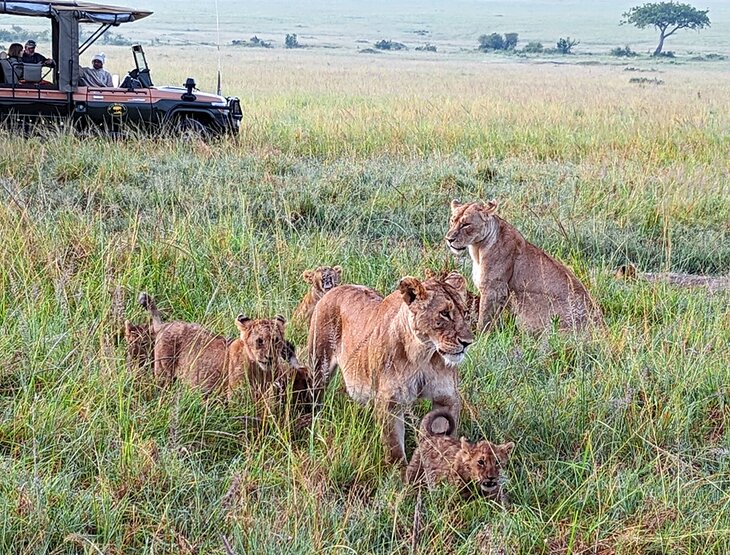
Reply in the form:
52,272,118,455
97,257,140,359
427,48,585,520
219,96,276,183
443,271,467,292
498,441,515,459
399,276,427,305
275,315,286,331
235,314,251,332
460,437,470,451
423,268,436,280
333,265,343,276
482,199,498,214
450,199,462,212
302,270,314,284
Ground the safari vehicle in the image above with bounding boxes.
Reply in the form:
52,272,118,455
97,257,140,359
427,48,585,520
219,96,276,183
0,0,241,136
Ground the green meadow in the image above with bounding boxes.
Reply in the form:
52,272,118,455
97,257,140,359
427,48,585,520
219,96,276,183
2,1,730,553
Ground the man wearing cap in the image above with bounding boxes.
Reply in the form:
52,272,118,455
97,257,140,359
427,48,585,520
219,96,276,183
22,40,55,66
80,53,113,87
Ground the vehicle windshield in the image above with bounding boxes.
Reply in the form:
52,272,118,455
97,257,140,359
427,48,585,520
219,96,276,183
132,45,148,73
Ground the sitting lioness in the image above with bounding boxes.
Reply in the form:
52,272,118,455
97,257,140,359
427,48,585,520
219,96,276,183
292,265,343,328
406,408,514,501
446,200,604,333
139,293,306,404
308,273,474,465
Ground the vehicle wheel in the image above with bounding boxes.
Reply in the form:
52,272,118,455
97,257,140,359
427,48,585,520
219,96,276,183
176,117,210,140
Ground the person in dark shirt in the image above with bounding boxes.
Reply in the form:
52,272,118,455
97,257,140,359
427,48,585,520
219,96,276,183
22,40,55,67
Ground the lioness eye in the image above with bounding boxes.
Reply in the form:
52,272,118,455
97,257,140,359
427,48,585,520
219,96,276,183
477,459,485,467
440,310,450,319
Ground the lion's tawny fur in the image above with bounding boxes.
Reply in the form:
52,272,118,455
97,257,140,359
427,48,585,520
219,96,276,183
446,200,604,334
308,273,473,465
406,408,514,501
292,265,342,328
138,293,309,407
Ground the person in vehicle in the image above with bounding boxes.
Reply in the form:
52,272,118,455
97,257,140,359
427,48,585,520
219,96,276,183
7,43,23,63
22,40,55,67
80,53,113,87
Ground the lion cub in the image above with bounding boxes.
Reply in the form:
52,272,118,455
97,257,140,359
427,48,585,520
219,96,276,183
446,199,604,334
139,293,307,405
406,408,514,502
292,265,343,327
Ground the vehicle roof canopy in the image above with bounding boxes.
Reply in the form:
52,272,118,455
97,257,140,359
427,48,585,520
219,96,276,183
0,0,152,24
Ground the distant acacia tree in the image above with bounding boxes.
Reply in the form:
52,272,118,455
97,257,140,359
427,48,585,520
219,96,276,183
622,2,710,56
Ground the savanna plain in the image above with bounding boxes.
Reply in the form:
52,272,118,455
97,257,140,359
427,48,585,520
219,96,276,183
2,8,730,554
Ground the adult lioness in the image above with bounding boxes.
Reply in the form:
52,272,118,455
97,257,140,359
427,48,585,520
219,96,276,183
446,200,604,334
308,273,474,465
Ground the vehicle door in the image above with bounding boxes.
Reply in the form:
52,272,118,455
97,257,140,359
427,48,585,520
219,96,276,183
84,86,152,131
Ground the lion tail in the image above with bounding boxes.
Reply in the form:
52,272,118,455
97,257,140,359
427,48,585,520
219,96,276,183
138,291,164,333
419,408,456,437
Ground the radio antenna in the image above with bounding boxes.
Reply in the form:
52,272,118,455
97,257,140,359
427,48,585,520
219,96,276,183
215,0,222,96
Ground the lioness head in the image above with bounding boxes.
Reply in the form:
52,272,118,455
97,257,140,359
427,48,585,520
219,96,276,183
235,314,286,366
398,273,474,365
459,437,514,499
446,199,499,254
303,265,343,296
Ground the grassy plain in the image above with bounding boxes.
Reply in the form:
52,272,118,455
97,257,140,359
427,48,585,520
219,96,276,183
1,34,730,555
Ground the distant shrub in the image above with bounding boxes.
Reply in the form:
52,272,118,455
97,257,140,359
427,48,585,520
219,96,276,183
556,37,579,54
0,25,49,43
478,33,504,51
610,45,637,57
285,34,301,49
374,39,407,51
656,50,675,58
358,48,381,54
504,33,519,50
689,52,727,61
413,29,429,36
523,41,544,53
102,32,133,46
629,77,664,85
232,36,272,48
415,43,437,52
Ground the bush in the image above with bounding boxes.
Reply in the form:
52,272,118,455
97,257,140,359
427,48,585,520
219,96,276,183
478,33,504,51
0,25,50,43
556,37,579,54
504,33,519,50
232,36,272,48
101,32,133,46
656,50,675,58
415,43,437,52
523,41,544,53
610,45,638,57
285,34,300,49
629,77,664,85
374,39,407,51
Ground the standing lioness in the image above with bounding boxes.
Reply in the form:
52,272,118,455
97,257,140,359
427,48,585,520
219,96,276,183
308,273,474,465
446,200,603,334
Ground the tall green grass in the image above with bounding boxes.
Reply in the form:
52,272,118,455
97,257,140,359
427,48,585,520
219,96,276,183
0,59,729,553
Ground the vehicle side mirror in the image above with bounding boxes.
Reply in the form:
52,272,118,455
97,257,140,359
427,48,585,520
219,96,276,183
181,77,197,101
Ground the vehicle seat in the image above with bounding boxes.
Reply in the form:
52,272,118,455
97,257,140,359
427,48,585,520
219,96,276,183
0,57,21,85
22,63,43,83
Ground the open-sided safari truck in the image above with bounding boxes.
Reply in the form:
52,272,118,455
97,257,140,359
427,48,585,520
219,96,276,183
0,0,242,135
